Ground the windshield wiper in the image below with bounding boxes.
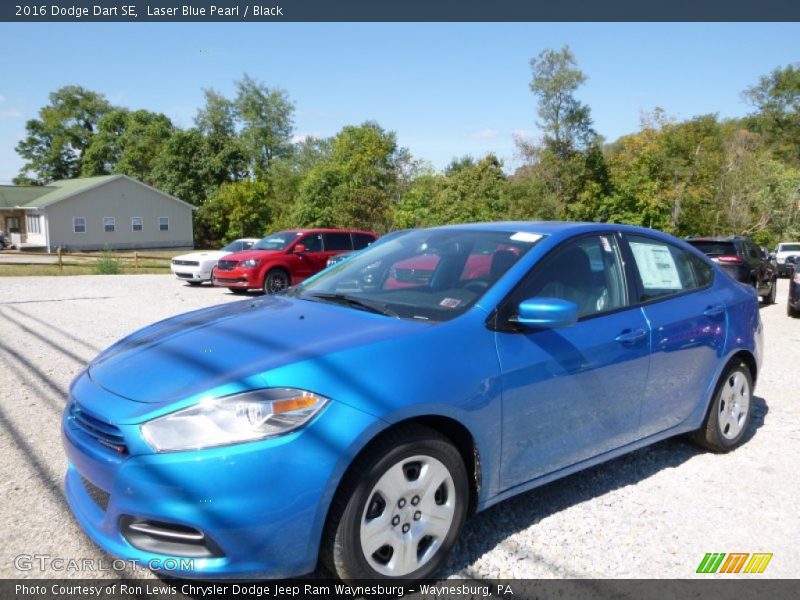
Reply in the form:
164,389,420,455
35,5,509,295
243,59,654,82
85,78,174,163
305,293,399,318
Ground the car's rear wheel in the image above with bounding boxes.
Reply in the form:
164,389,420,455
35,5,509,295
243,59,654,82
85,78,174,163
321,425,468,582
263,268,290,294
691,362,753,452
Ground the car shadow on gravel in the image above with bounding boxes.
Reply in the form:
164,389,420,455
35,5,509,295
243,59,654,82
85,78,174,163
441,395,769,578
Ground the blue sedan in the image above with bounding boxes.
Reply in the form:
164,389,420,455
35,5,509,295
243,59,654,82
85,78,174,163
62,222,762,581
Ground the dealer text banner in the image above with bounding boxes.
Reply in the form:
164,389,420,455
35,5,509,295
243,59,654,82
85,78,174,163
3,0,800,21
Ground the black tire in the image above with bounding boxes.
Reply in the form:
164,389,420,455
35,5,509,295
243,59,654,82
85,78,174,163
762,279,777,304
691,362,753,452
263,268,290,294
321,424,468,582
229,288,248,295
788,303,799,318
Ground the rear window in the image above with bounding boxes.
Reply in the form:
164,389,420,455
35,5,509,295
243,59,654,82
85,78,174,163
688,241,737,257
779,243,800,252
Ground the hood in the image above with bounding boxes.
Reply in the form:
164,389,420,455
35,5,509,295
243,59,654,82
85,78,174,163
220,249,285,263
87,295,424,404
173,250,229,262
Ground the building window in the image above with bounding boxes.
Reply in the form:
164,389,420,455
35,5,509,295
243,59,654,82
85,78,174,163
73,217,86,234
131,217,143,232
159,217,169,231
26,215,41,234
104,217,116,233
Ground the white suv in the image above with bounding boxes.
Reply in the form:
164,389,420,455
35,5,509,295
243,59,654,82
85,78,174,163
171,238,259,285
775,242,800,277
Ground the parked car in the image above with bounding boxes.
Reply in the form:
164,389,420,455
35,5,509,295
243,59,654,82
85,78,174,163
686,236,777,304
774,241,800,277
63,223,762,581
787,255,800,318
212,229,377,294
325,229,417,268
170,238,259,285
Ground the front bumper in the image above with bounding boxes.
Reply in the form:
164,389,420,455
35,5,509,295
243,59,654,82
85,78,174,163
212,269,260,289
62,391,379,578
170,265,212,282
777,263,796,277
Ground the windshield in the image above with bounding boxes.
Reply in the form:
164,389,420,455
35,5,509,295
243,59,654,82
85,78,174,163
290,228,543,321
220,240,250,252
252,232,299,251
778,243,800,252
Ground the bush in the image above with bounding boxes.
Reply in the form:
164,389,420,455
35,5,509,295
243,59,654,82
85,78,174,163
94,246,121,275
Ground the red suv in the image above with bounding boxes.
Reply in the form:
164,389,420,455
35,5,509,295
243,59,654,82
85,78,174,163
212,229,378,294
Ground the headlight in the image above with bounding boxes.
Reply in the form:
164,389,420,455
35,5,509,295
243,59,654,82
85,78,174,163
241,258,260,267
777,257,785,264
140,388,329,452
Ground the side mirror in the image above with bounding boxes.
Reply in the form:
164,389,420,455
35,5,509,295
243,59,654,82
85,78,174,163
515,297,578,329
294,244,307,254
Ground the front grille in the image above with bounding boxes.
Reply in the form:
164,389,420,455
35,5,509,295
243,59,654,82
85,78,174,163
81,475,110,511
69,404,128,454
172,259,200,266
216,259,237,271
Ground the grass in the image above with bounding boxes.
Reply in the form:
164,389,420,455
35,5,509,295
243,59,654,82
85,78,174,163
0,264,170,276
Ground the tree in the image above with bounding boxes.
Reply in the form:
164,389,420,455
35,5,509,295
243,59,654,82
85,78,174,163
195,180,281,245
528,45,595,157
234,74,295,177
82,109,174,181
15,86,111,183
194,89,247,184
150,129,212,207
293,123,402,231
743,63,800,165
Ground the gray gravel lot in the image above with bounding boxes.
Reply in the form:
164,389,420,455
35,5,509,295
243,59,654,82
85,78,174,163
0,275,798,579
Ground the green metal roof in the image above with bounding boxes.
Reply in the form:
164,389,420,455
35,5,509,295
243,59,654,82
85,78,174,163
0,175,120,210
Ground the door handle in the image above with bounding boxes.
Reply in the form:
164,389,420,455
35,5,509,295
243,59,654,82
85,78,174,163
615,328,647,345
703,305,725,318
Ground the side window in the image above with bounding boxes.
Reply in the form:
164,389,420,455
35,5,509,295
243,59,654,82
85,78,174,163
689,253,714,287
242,241,254,250
353,233,375,250
506,234,627,319
300,233,323,252
627,235,700,301
324,232,353,251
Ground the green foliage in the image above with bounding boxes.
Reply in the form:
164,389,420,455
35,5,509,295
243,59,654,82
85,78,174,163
529,45,596,156
293,123,401,231
93,246,121,275
15,86,111,183
82,108,175,181
195,180,282,245
234,74,295,177
743,63,800,165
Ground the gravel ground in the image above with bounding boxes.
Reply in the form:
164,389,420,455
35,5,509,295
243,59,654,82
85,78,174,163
0,274,798,579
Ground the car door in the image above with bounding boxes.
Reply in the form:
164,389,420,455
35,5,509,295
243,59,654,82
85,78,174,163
622,234,726,437
293,233,326,280
494,233,651,488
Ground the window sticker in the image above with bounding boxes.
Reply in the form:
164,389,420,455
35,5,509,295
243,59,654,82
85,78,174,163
630,242,682,290
439,297,462,309
599,235,613,253
509,232,543,243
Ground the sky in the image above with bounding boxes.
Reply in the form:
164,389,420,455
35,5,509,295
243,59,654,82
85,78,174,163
0,22,799,184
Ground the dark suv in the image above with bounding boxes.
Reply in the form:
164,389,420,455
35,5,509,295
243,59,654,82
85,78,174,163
687,236,777,304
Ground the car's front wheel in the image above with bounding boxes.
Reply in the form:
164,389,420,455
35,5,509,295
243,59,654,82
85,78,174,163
691,362,753,452
263,268,290,294
321,425,468,581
